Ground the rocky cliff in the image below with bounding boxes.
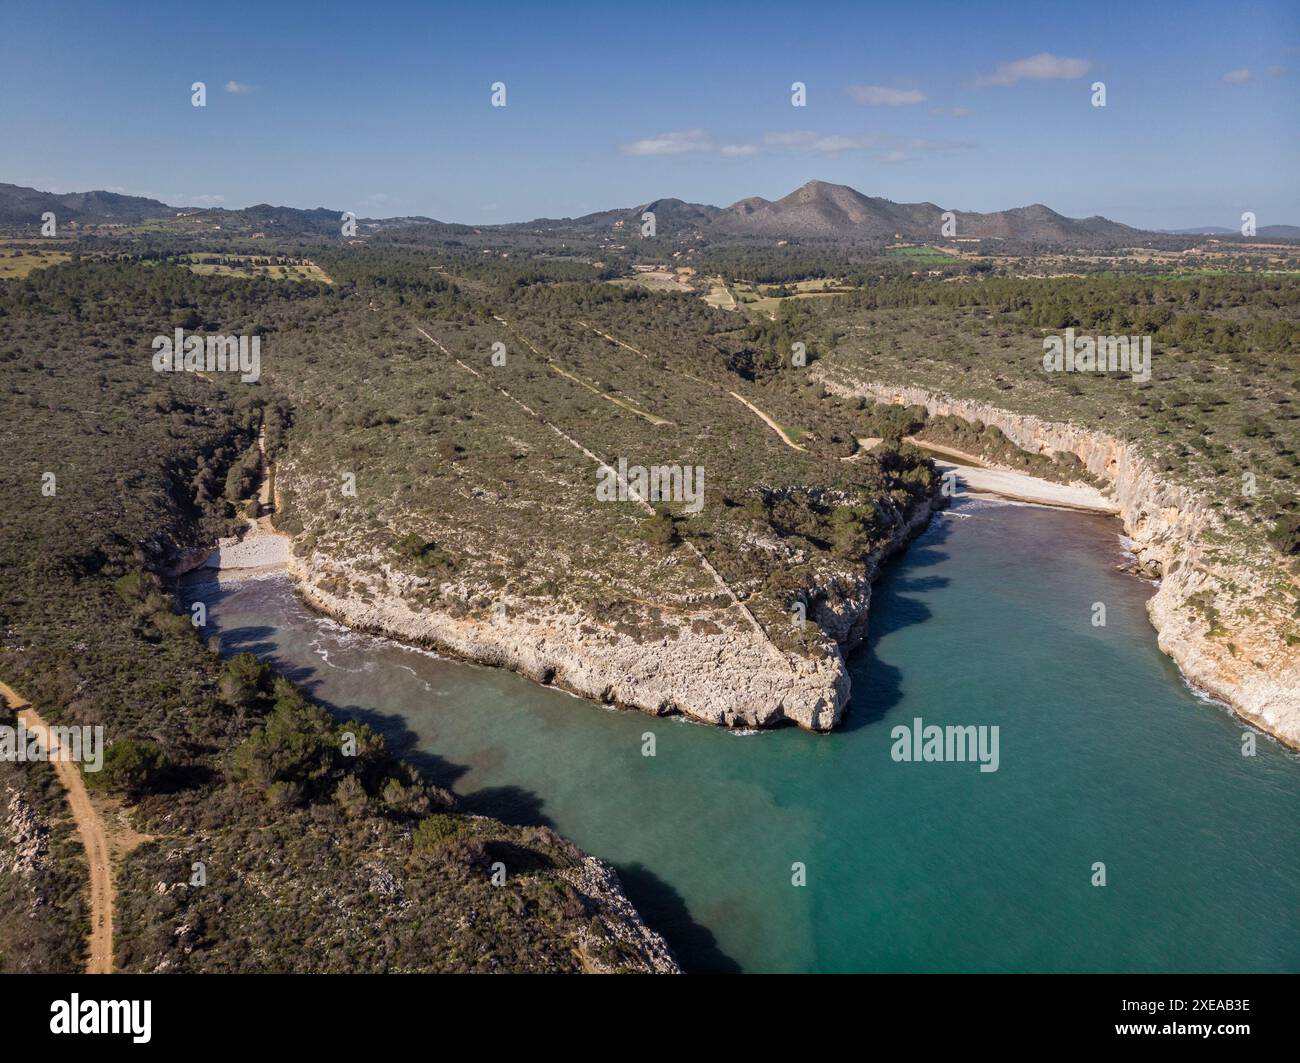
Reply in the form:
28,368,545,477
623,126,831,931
287,497,937,733
814,370,1300,750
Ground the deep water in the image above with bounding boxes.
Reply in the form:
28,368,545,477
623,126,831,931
186,496,1300,972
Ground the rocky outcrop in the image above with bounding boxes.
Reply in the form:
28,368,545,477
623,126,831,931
288,496,936,733
815,371,1300,750
564,856,681,974
0,785,47,880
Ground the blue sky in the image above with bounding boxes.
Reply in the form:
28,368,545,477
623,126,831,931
2,0,1297,228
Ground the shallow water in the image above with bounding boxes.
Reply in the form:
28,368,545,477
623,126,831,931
186,496,1300,972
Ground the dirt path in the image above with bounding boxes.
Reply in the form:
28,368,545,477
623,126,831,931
493,317,672,426
0,681,113,973
255,424,276,528
575,319,806,452
726,391,807,451
576,320,653,358
546,362,673,426
417,326,791,668
205,424,290,571
903,436,990,467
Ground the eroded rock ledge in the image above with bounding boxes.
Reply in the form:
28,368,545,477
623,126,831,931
288,497,936,734
815,371,1300,750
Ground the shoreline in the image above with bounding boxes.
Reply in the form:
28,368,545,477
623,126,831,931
280,494,939,735
178,397,1298,751
814,369,1300,752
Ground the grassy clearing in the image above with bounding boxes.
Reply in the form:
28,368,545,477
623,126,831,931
887,245,955,264
183,254,334,284
704,283,737,310
0,247,72,277
610,268,692,293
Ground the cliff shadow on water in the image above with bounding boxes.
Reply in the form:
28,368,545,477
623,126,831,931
201,603,740,973
841,510,951,732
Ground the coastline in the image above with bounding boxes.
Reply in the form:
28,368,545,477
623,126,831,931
814,368,1300,751
279,491,940,734
169,469,681,973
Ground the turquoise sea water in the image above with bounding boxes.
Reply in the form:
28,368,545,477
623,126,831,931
187,496,1300,972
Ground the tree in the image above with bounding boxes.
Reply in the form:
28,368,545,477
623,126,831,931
640,506,679,547
413,813,462,852
87,739,167,799
219,652,270,709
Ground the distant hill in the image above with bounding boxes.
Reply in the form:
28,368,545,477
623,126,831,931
0,183,453,235
712,181,1143,245
514,180,1151,247
199,203,348,236
8,177,1289,247
0,182,172,225
507,197,722,235
1161,224,1300,240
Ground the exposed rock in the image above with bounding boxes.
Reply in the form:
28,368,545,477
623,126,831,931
562,856,680,974
0,785,47,880
815,372,1300,750
289,496,937,733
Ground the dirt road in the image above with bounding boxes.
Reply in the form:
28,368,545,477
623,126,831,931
1,680,113,973
726,390,807,451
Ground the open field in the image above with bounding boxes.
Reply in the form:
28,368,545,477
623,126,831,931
0,246,71,277
183,253,333,283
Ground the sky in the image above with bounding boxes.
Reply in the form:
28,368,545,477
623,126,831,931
2,0,1297,229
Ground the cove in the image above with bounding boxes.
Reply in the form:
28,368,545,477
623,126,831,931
184,496,1300,973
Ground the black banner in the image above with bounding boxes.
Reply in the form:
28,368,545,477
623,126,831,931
0,973,1290,1050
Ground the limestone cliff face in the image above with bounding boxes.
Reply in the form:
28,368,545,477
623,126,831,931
288,497,936,733
563,856,681,973
815,371,1300,750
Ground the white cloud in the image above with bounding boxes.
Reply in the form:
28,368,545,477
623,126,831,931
930,106,973,117
973,53,1090,87
1221,68,1251,83
763,131,880,154
223,80,255,94
762,131,967,162
847,84,926,106
620,129,969,162
620,129,713,156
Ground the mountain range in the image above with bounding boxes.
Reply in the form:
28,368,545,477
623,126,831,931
590,181,1143,245
2,179,1296,246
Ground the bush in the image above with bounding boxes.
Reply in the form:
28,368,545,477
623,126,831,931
1268,511,1300,556
219,652,271,709
230,686,338,795
640,506,678,547
87,739,167,798
392,532,453,573
829,504,880,558
413,813,462,852
864,402,927,441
